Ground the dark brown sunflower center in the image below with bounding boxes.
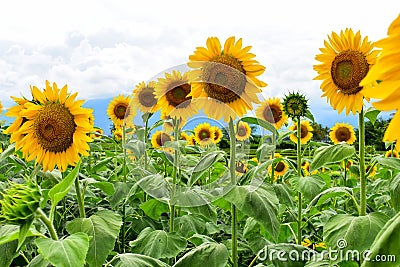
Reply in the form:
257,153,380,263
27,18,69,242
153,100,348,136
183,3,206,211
156,133,171,146
138,87,157,107
331,50,369,95
202,54,247,103
214,130,221,141
275,161,285,172
335,127,351,142
165,83,192,108
293,124,309,138
263,105,282,123
237,125,247,137
114,104,128,120
199,129,211,140
34,103,76,153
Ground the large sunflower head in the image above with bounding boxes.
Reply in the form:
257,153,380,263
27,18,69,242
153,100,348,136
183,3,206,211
210,126,223,144
155,70,197,120
107,95,136,128
6,81,94,172
282,92,309,119
314,29,378,115
194,122,215,147
188,36,267,121
256,97,288,129
289,120,313,144
385,149,399,158
236,121,252,141
329,122,356,145
132,81,159,114
360,15,400,151
151,131,174,149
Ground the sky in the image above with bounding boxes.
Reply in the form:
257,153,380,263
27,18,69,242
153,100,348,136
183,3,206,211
0,0,399,134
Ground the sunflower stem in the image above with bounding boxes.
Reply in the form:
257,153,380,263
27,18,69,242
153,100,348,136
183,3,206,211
270,131,276,183
169,118,180,234
37,208,58,240
74,174,85,218
143,113,150,202
296,117,303,245
121,124,127,252
359,108,366,216
229,118,238,267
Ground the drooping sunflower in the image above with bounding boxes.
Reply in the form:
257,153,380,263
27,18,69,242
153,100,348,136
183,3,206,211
151,131,174,149
194,122,215,146
236,121,251,141
289,120,313,144
269,153,289,179
188,36,267,121
7,81,93,172
211,126,223,144
107,95,136,127
329,122,356,144
313,29,378,115
360,15,400,150
256,97,288,129
160,112,186,133
155,70,197,120
385,149,399,158
132,81,159,114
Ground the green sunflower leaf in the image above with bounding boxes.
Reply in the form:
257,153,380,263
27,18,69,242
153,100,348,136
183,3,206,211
310,143,355,172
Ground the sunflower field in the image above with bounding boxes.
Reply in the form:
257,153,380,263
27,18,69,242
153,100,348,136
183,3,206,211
1,15,400,267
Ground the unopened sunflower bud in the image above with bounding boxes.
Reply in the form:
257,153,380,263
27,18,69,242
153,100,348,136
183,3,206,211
0,182,41,225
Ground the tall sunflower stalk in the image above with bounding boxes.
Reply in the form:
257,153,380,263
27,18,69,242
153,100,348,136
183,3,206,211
229,118,238,267
170,117,181,234
283,92,309,245
359,108,366,215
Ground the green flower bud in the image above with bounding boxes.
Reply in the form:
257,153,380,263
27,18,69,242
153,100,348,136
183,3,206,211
0,182,41,225
282,92,309,119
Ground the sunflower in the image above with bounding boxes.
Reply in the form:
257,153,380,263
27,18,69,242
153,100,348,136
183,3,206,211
187,134,197,146
88,111,95,126
107,95,136,127
160,112,186,133
343,159,354,170
188,36,266,121
113,127,123,142
313,29,378,115
132,81,159,114
0,100,2,114
366,164,378,178
256,97,288,129
282,92,309,119
151,131,174,149
236,121,251,141
360,15,400,150
301,161,311,176
235,161,248,175
211,126,223,144
91,127,104,139
194,122,215,146
180,132,190,143
385,149,399,158
269,153,289,179
289,120,313,144
3,96,30,145
6,81,93,172
329,122,356,144
155,70,197,120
